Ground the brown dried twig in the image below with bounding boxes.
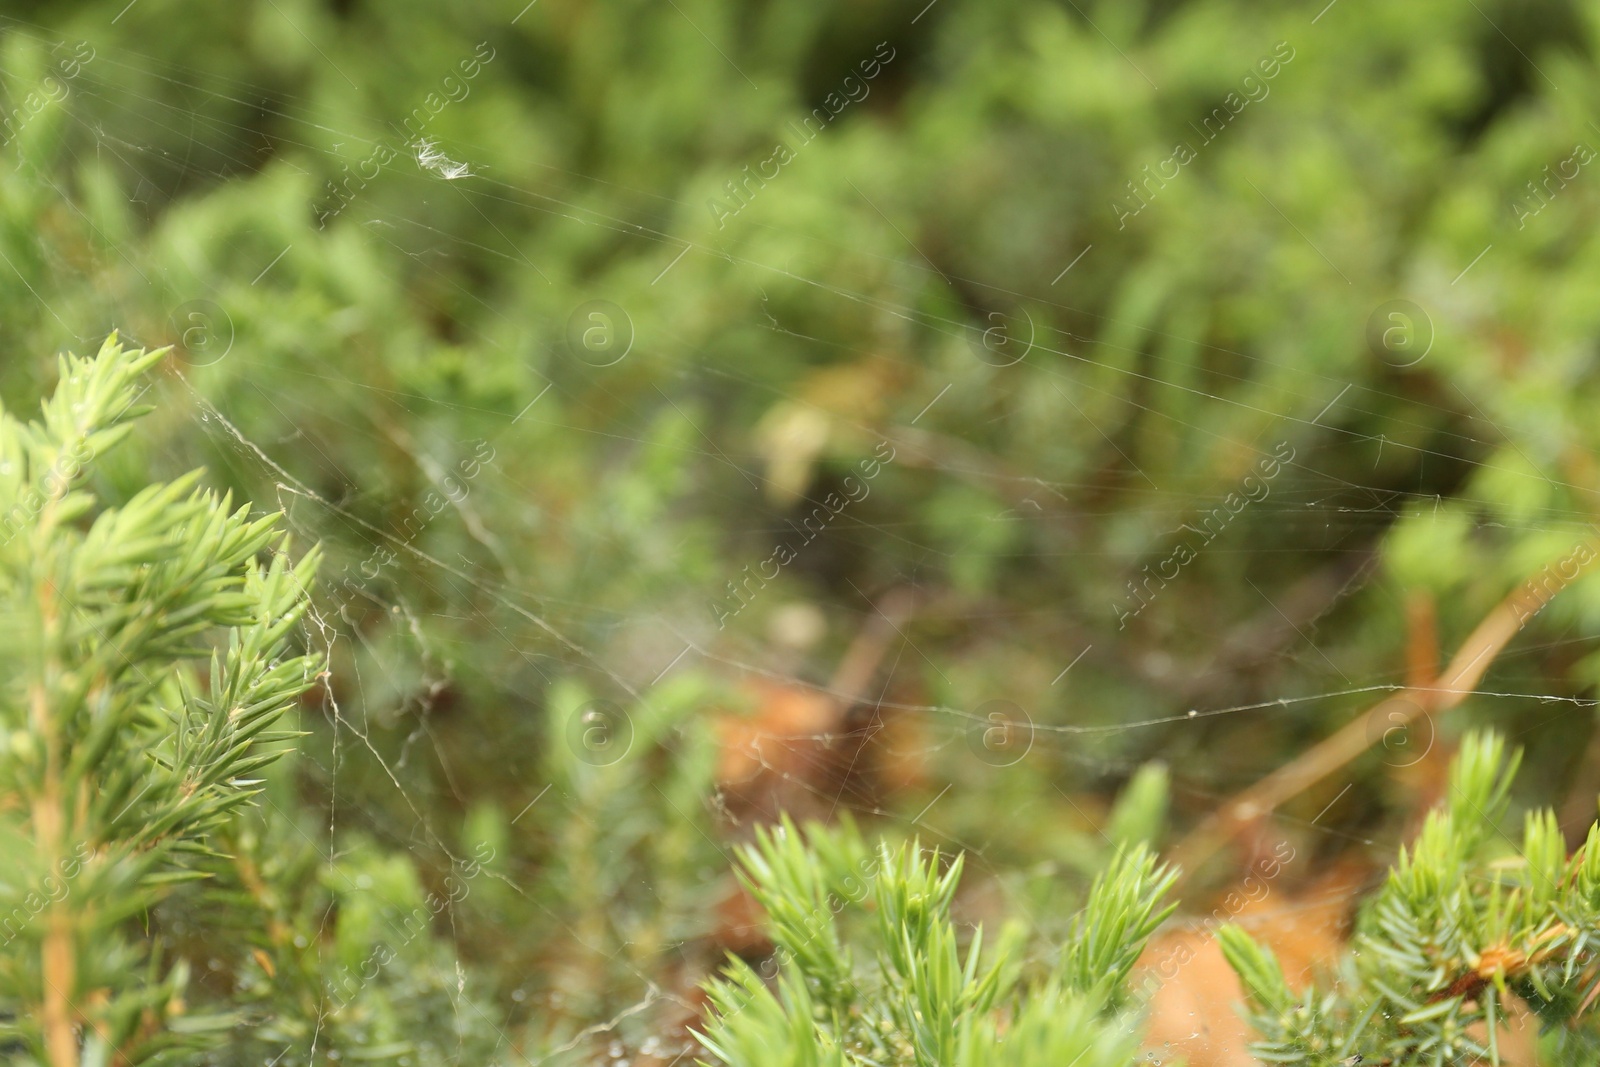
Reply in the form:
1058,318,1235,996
1168,554,1591,882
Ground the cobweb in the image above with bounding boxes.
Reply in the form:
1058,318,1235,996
2,7,1596,1065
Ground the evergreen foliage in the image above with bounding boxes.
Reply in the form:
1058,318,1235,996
0,337,321,1065
696,813,1176,1067
8,338,1600,1067
2,1,1600,1062
1222,731,1600,1066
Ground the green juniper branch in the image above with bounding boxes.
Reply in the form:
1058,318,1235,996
0,336,322,1066
697,813,1176,1067
1222,730,1600,1066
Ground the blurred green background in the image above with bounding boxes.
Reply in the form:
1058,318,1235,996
4,0,1600,1061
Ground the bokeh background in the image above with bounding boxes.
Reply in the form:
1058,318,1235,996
4,0,1600,1062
